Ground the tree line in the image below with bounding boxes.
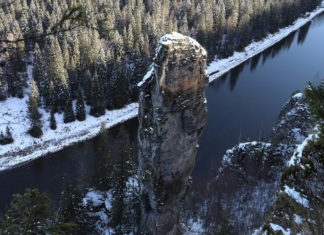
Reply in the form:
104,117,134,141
0,0,322,138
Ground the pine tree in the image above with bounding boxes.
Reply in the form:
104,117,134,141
0,80,6,101
0,189,78,234
82,70,92,105
305,82,324,147
50,110,57,130
90,71,105,117
0,189,51,234
63,98,75,123
45,36,70,112
76,88,86,121
33,43,47,101
5,126,13,144
69,36,81,97
62,38,70,69
5,38,26,98
70,37,81,69
0,131,5,145
28,80,43,138
111,61,129,109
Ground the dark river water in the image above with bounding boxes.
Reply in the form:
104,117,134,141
1,13,324,213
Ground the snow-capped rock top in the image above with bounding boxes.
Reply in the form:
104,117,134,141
159,32,207,57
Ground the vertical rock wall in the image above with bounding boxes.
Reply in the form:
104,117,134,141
138,32,209,234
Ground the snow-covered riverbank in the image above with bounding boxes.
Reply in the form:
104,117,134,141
207,1,324,82
1,2,324,171
0,101,138,171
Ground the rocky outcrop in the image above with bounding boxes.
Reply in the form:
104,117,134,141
272,93,314,146
197,93,315,234
137,32,208,234
260,146,324,235
256,131,324,235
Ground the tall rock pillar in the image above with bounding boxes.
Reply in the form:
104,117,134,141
138,32,209,234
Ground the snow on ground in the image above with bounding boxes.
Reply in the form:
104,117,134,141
288,131,316,167
1,2,324,171
104,191,113,211
0,98,138,171
222,141,271,165
283,185,309,208
252,215,302,235
83,189,114,234
269,223,291,235
184,218,205,235
238,141,271,149
81,177,138,234
137,65,154,87
291,128,306,143
83,190,105,207
207,3,324,82
251,228,263,235
294,214,303,225
292,93,304,99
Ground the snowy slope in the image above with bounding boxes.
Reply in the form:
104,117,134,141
1,2,324,171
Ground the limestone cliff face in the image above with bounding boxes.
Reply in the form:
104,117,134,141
137,32,208,234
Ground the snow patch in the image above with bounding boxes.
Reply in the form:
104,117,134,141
270,223,291,235
104,191,113,211
82,189,114,233
294,214,303,225
293,93,303,99
283,186,309,208
291,128,306,143
160,32,207,57
103,228,115,235
288,132,315,167
185,218,205,235
138,65,154,87
238,141,271,149
251,228,263,235
83,191,104,207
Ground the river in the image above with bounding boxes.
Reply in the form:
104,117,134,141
1,13,324,215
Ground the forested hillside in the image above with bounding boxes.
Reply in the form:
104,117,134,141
0,0,322,137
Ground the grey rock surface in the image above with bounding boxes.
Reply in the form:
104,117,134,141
137,32,208,235
192,93,315,234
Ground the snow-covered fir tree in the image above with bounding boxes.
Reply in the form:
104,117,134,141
28,80,43,138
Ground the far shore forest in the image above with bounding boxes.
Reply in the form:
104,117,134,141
0,0,321,139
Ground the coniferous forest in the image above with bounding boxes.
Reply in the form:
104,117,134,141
0,0,322,133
